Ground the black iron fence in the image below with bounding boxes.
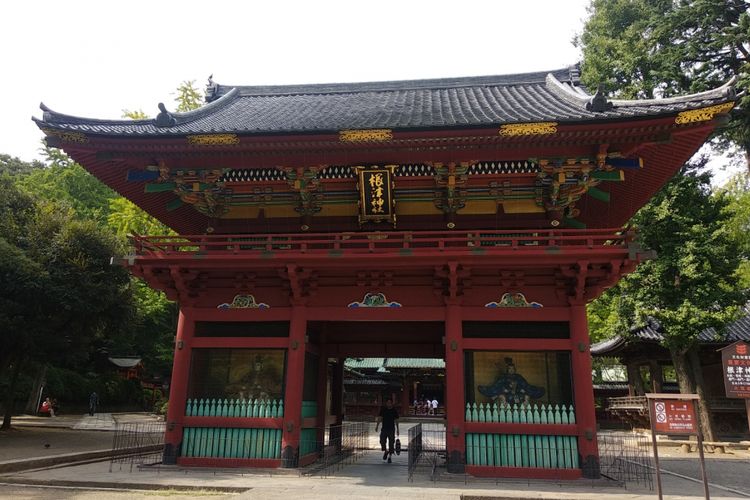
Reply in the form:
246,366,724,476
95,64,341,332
109,421,165,472
407,423,446,481
598,431,654,490
299,422,368,477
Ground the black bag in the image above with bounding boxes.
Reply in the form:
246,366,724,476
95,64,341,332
395,438,401,455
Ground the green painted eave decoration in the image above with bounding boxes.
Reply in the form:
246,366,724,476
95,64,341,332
591,170,625,181
587,187,611,203
166,198,184,211
563,218,586,229
145,182,176,193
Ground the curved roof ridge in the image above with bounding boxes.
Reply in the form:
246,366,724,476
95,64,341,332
36,102,154,126
35,89,240,129
208,67,577,99
545,73,591,109
610,76,737,107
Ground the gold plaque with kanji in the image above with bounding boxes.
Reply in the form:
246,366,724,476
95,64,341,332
354,166,396,225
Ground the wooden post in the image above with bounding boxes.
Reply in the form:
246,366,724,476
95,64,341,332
163,308,194,464
570,304,599,478
281,305,306,467
746,399,750,433
445,301,465,472
315,349,328,446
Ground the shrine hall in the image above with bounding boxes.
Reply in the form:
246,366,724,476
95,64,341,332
34,66,736,479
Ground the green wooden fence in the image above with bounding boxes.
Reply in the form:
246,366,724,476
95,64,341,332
301,400,317,418
181,427,282,459
185,398,284,417
300,428,319,456
464,402,578,469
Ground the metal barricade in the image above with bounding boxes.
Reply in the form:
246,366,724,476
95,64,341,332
109,421,165,472
598,431,654,490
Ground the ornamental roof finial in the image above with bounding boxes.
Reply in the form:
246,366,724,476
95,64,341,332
206,74,220,103
586,84,613,112
154,103,176,127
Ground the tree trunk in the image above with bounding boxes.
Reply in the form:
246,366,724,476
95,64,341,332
1,360,23,430
626,362,646,396
649,360,663,393
669,347,695,394
24,365,46,414
687,346,718,443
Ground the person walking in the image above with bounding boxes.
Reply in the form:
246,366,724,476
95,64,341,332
88,391,99,416
375,398,399,463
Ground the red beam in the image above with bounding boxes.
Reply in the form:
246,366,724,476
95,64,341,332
462,338,572,351
192,308,292,322
464,422,578,436
183,417,282,429
461,307,570,322
306,307,445,322
192,337,289,349
178,457,281,468
465,465,582,480
325,343,444,358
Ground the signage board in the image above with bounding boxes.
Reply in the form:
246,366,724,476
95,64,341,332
649,398,697,435
720,341,750,398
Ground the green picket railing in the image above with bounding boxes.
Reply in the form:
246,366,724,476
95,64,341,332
464,402,575,424
185,398,284,418
181,427,282,459
465,432,578,468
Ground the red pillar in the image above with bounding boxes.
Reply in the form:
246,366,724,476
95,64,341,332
281,305,306,467
445,301,465,472
163,309,194,464
570,303,600,478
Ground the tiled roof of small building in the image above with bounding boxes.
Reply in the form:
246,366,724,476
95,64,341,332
108,357,142,368
34,66,736,137
384,358,445,369
344,358,385,369
591,309,750,356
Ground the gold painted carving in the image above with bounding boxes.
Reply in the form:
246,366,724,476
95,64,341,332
186,134,240,145
499,122,558,137
339,129,393,142
42,128,89,143
675,102,734,124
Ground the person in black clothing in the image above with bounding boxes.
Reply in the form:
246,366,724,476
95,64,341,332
375,398,399,463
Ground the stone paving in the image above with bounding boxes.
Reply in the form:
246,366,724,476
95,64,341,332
1,414,749,499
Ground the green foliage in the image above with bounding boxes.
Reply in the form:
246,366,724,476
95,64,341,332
17,149,117,225
173,80,203,112
0,154,44,177
718,171,750,287
576,0,750,156
588,164,746,350
108,197,173,237
122,109,149,120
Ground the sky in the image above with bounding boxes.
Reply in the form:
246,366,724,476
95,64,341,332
1,0,591,162
0,0,741,182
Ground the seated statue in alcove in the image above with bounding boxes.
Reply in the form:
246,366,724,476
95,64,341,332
478,357,545,405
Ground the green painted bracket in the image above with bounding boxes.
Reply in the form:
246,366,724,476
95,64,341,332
563,218,586,229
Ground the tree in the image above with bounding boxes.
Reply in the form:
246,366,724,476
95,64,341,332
576,0,750,166
0,154,44,177
589,163,746,440
173,80,203,112
0,179,136,429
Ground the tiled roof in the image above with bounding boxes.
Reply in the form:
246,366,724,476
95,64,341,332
343,378,388,386
108,357,142,368
34,66,736,137
384,358,445,369
344,358,385,369
591,309,750,355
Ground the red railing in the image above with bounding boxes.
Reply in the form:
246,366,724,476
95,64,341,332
130,228,633,257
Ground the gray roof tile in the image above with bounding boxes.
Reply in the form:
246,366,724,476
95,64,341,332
34,66,736,137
